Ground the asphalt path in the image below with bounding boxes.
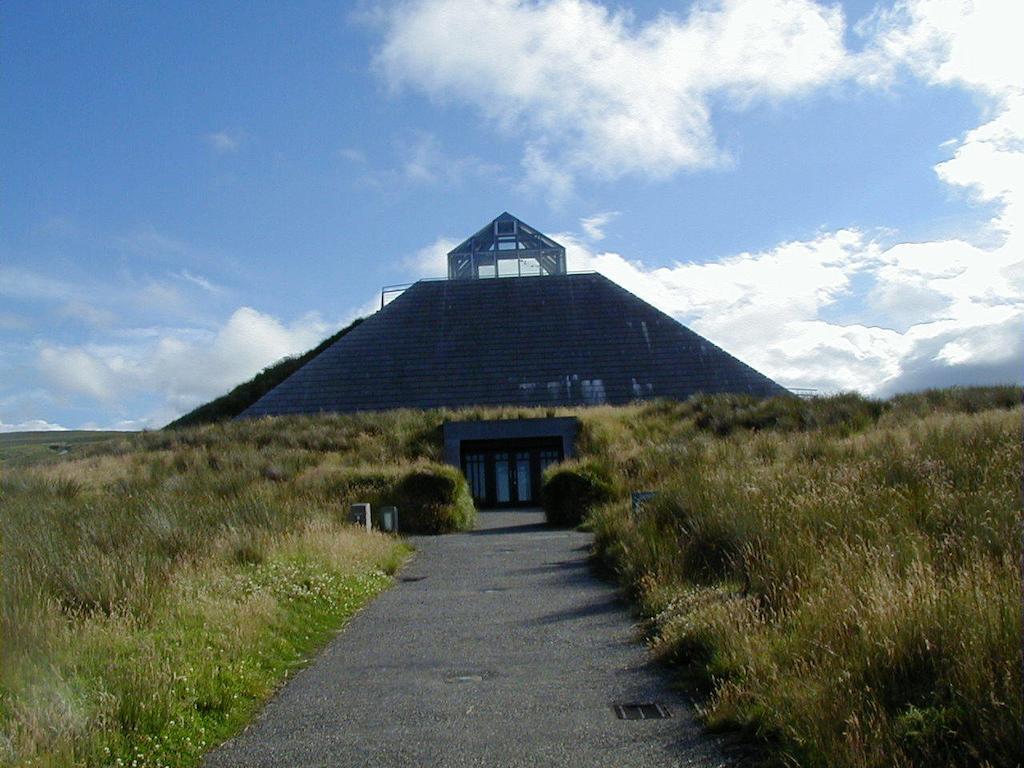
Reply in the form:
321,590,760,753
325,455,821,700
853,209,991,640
205,510,729,767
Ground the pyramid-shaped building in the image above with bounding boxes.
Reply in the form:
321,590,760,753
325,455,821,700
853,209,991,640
244,213,788,506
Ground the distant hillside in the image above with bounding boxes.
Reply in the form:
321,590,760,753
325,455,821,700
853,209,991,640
167,317,364,429
0,430,125,467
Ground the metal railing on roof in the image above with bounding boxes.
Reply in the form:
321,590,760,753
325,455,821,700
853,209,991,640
789,387,820,398
379,278,444,308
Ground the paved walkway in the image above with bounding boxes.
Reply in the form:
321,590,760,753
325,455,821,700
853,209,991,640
205,511,728,767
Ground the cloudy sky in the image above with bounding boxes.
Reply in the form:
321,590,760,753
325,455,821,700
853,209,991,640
2,0,1021,431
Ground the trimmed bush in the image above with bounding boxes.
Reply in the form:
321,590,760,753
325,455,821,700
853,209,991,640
390,463,476,534
541,459,615,527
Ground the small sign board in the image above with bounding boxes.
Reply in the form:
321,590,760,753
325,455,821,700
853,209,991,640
349,503,371,531
630,491,657,515
378,506,399,533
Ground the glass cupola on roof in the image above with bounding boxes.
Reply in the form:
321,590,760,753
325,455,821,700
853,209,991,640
447,212,567,279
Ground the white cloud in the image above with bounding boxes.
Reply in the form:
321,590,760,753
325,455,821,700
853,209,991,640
554,13,1024,390
0,260,227,340
401,134,437,183
375,0,1024,210
579,211,619,241
858,0,1024,96
136,280,191,317
407,236,458,278
400,131,502,185
521,144,575,205
36,307,334,424
112,226,227,271
0,267,78,302
39,346,122,401
0,313,30,331
337,147,367,163
176,270,222,294
354,132,503,191
204,130,247,153
58,300,117,328
376,0,851,191
10,0,1024,430
0,418,68,434
857,0,1024,391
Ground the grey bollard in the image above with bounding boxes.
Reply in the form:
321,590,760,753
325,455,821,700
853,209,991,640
378,506,399,533
349,503,372,531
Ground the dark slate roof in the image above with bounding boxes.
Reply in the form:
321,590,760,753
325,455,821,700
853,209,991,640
242,273,789,416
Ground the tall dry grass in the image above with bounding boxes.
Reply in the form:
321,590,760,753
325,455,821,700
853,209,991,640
0,415,445,767
584,388,1022,767
4,388,1018,766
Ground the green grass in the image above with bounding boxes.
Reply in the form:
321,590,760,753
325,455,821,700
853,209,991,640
4,536,399,768
0,419,420,767
573,387,1022,768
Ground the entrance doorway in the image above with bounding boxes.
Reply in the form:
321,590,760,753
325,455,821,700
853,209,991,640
461,438,563,508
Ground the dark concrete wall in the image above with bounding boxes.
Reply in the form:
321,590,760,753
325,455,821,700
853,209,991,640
442,417,579,466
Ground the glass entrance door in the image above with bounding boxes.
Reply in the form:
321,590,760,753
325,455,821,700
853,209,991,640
460,438,563,508
464,452,488,505
494,452,511,504
514,451,532,504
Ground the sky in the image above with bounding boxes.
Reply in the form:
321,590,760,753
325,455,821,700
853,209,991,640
2,0,1022,431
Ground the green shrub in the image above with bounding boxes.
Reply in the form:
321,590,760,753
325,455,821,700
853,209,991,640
675,392,886,437
541,459,615,527
807,392,886,436
887,384,1022,420
390,463,476,534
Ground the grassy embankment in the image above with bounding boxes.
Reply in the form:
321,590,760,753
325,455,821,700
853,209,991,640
1,412,482,767
4,388,1019,767
570,387,1021,768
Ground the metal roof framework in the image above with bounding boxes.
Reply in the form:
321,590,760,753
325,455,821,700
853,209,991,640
447,212,566,279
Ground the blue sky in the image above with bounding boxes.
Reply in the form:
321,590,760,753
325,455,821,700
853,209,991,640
2,0,1021,430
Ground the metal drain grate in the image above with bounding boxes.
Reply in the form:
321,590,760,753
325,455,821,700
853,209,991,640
613,703,672,720
400,575,426,582
445,674,483,684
